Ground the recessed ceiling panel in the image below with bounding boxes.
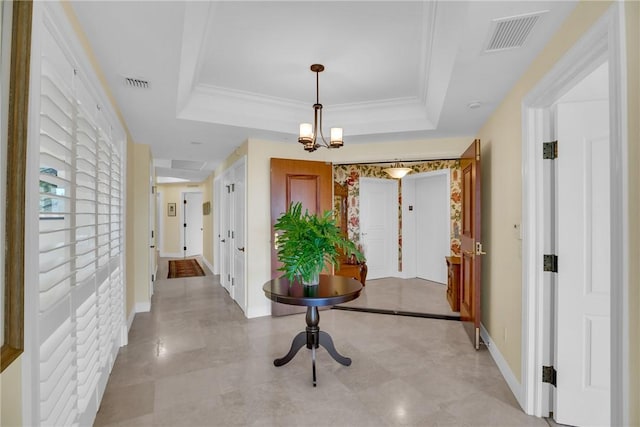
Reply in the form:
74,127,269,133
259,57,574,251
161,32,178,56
199,1,425,105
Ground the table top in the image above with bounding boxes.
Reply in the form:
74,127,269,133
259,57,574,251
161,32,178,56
263,274,363,307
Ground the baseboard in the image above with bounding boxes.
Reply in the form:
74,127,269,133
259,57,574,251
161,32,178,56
127,307,136,331
160,251,182,258
247,305,271,319
480,323,525,410
201,257,214,275
135,302,151,313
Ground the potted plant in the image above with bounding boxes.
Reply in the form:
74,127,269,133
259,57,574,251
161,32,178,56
274,202,364,286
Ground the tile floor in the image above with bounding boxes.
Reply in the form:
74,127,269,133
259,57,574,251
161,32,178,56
94,259,547,426
337,277,459,316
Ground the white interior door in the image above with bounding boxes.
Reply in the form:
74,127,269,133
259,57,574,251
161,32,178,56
415,172,450,284
231,159,246,313
183,192,203,257
221,176,232,293
555,97,610,425
359,178,398,279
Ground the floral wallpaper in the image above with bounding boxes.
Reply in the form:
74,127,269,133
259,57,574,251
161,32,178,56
334,160,462,271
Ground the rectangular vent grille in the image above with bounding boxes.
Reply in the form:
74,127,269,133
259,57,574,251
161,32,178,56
124,77,149,89
485,11,546,52
171,159,207,171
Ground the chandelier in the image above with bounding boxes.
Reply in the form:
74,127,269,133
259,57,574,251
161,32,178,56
298,64,343,152
383,162,412,179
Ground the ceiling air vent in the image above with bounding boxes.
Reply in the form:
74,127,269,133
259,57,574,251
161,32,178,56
124,77,150,89
171,160,206,171
485,10,547,53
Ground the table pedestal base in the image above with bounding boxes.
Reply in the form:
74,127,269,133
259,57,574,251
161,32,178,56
273,306,351,386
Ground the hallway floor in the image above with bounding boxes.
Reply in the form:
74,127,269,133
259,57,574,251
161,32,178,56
94,260,545,426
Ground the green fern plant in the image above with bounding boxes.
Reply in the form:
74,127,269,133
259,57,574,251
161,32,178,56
274,202,364,285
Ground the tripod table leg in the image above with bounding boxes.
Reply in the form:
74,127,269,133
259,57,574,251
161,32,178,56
274,331,307,367
318,331,352,366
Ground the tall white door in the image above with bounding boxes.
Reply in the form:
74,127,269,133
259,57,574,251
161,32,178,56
231,159,246,313
359,178,398,279
183,192,203,257
221,176,232,293
415,173,450,284
555,98,610,426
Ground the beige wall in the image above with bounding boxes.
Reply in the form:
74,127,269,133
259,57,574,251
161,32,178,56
0,356,21,426
125,139,136,318
202,175,214,268
132,144,152,308
157,182,206,256
625,1,640,423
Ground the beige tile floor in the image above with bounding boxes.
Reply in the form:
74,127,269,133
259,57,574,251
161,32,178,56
94,259,547,427
337,277,459,316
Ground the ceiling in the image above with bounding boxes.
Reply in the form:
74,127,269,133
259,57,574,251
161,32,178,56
70,1,577,183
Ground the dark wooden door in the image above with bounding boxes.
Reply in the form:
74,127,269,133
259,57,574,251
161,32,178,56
460,139,484,349
270,158,333,316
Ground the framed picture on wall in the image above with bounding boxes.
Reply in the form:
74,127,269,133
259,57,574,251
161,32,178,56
168,202,176,216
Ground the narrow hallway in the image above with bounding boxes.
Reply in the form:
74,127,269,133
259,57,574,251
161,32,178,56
94,260,544,426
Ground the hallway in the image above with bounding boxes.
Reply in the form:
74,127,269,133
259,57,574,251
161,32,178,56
94,260,544,426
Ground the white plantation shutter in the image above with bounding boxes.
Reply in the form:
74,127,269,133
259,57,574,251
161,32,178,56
35,10,126,426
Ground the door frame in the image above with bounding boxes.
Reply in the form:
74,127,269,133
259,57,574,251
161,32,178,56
401,169,451,281
521,3,628,423
213,175,222,275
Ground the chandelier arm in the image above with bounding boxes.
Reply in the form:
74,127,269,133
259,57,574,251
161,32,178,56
318,107,330,148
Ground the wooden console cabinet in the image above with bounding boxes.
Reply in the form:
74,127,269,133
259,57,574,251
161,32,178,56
446,256,461,312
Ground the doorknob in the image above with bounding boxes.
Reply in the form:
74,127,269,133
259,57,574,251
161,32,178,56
237,247,245,252
221,239,226,243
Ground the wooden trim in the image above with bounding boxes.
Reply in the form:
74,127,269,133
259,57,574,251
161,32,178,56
2,0,32,373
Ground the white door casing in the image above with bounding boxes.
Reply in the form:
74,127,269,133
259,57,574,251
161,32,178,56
359,178,398,279
555,99,610,426
213,177,221,275
183,192,203,257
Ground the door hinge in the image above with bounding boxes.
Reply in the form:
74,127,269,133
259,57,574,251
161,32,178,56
151,274,155,282
231,183,235,192
227,274,230,281
184,223,187,228
184,246,187,251
184,199,187,204
543,254,558,272
543,140,558,159
232,278,235,286
542,366,557,387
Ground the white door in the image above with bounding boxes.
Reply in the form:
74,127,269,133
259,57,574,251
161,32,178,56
555,98,610,425
359,178,398,279
149,170,156,295
415,173,450,284
183,192,203,257
231,159,246,313
221,176,232,293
